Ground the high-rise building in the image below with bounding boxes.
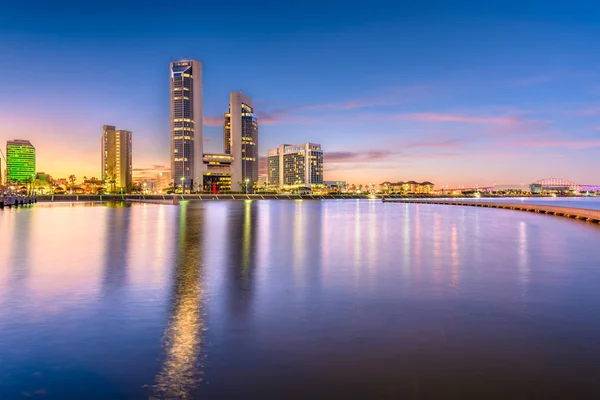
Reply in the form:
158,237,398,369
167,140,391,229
267,143,323,189
6,139,36,183
101,125,132,193
224,92,258,191
170,60,203,192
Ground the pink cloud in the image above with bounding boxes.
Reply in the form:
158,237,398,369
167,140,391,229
397,113,522,124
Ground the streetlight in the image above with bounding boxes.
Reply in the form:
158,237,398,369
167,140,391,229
180,177,185,194
245,178,250,194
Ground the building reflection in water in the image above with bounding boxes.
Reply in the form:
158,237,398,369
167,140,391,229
223,200,257,317
518,221,530,292
102,203,131,295
152,202,206,399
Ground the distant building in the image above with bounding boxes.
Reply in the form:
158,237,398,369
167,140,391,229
224,92,258,191
380,181,435,194
6,139,35,183
101,125,132,193
530,183,543,194
257,174,267,186
493,184,528,192
324,180,346,193
170,60,204,192
267,143,323,189
157,172,172,192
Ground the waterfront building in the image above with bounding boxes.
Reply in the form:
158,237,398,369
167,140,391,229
101,125,132,193
6,139,35,183
224,92,258,191
324,180,347,193
203,153,233,192
379,181,435,194
267,143,323,189
170,60,203,193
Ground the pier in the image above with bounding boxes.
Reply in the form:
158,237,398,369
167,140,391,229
383,198,600,224
0,195,37,209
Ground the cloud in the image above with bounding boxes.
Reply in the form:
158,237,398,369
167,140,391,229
325,150,396,163
252,85,431,125
396,113,523,124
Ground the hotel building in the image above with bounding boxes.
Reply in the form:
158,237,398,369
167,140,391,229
267,143,323,189
170,60,203,192
6,139,36,183
224,92,258,191
101,125,132,193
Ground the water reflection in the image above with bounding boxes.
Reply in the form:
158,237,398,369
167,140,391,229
2,200,600,399
102,207,131,295
223,201,258,317
152,202,206,399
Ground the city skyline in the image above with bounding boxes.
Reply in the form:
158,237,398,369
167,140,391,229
2,1,600,187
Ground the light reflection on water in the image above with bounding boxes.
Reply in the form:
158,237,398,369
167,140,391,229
1,200,600,399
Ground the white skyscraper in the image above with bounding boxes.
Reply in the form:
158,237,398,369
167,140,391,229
170,60,203,192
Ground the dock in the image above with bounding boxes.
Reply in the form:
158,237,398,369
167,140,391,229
382,199,600,224
0,195,37,209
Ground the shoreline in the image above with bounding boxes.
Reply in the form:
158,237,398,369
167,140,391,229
30,193,598,203
384,198,600,225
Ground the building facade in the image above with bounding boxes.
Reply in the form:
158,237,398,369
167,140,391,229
203,153,233,192
170,60,203,192
101,125,132,193
379,181,435,194
224,92,258,191
267,143,323,189
6,139,36,183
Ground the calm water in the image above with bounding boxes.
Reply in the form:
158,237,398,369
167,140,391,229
1,200,600,399
436,196,600,210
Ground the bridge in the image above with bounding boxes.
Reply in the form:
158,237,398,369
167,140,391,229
383,199,600,225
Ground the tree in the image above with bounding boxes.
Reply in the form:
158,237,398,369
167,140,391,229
68,175,76,192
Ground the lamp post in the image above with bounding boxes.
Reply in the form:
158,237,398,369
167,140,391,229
245,178,250,194
180,177,185,194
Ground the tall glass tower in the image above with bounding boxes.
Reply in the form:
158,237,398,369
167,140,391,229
6,139,35,183
224,92,258,191
170,60,203,192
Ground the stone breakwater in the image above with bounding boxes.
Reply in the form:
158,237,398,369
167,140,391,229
383,198,600,224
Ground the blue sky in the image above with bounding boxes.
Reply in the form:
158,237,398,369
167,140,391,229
1,0,600,186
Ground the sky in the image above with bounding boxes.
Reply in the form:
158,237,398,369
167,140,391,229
1,0,600,187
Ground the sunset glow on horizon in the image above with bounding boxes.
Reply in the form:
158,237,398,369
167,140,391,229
2,1,600,187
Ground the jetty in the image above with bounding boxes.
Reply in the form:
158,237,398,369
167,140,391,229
0,195,37,209
382,199,600,224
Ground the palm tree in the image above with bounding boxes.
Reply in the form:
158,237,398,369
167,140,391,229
68,175,76,193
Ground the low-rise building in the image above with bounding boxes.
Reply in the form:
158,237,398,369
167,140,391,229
380,181,435,194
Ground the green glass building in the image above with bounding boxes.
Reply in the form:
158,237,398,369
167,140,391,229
6,139,36,183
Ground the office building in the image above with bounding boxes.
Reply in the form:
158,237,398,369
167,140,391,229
203,153,234,193
6,139,36,183
267,143,323,189
101,125,132,193
224,92,258,191
170,59,203,192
